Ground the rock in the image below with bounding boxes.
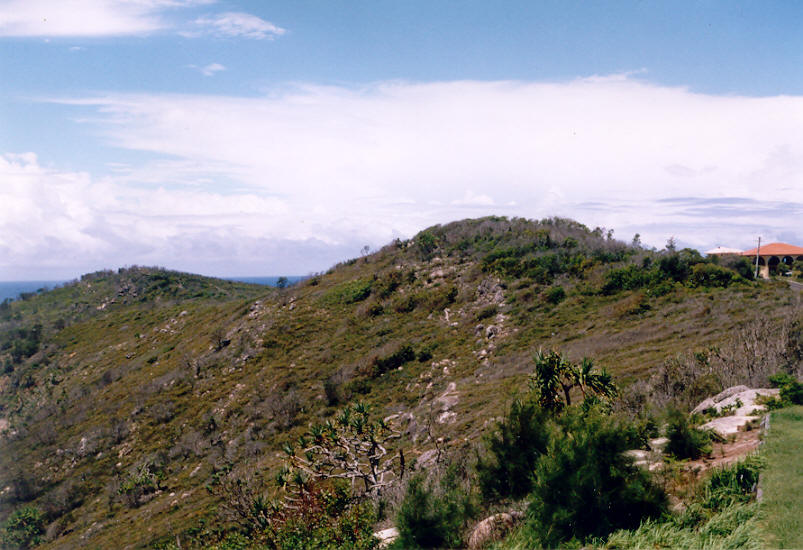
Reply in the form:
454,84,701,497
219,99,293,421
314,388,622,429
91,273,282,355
435,382,459,410
693,386,780,437
467,512,522,550
374,527,399,548
437,411,457,424
485,325,499,339
416,449,440,469
477,279,505,304
692,385,751,414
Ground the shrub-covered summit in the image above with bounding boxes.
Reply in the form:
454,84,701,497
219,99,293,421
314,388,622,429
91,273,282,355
0,216,798,549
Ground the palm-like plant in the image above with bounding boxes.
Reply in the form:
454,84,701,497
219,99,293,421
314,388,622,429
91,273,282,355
529,350,617,413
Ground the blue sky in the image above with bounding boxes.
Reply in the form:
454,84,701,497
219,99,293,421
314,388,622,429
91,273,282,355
1,1,802,279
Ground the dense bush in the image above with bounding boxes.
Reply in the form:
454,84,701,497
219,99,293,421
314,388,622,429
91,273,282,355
718,255,755,281
665,409,712,460
544,285,565,304
602,264,654,294
475,399,550,501
525,409,667,547
323,279,373,305
605,456,764,549
264,484,377,550
371,345,416,377
394,468,476,549
768,372,803,405
688,263,738,288
1,506,45,549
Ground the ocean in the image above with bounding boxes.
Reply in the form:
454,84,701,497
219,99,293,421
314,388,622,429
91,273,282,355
0,276,306,302
226,276,307,287
0,281,68,302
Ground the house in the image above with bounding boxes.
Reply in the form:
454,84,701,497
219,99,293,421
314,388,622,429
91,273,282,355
704,246,743,256
741,242,803,279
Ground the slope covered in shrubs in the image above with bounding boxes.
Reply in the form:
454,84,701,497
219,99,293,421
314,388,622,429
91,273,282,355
0,216,799,549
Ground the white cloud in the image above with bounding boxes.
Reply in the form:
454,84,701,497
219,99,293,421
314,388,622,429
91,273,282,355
0,0,214,38
196,62,225,76
452,190,495,206
187,12,285,40
13,76,803,277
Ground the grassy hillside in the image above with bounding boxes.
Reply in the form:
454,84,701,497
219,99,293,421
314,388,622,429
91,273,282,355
0,217,799,549
760,406,803,548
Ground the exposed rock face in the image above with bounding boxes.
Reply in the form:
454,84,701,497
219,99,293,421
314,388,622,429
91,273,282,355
467,512,523,550
476,278,504,305
374,527,399,548
693,386,780,436
435,382,459,424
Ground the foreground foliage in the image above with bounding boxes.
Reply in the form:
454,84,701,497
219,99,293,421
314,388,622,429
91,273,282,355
759,406,803,548
603,455,765,550
525,409,667,547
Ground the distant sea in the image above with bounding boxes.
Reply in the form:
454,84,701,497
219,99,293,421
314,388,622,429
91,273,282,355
0,281,68,302
0,276,306,302
225,276,307,287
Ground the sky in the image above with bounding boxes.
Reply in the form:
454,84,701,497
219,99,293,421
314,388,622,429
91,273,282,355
1,1,802,280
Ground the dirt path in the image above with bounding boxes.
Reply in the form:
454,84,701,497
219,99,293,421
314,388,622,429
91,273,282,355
686,427,763,473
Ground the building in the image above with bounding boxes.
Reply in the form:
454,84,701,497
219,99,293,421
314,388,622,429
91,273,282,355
741,242,803,279
704,246,743,256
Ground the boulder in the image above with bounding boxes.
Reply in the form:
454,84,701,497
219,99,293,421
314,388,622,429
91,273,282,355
467,512,522,550
692,386,780,436
374,527,399,548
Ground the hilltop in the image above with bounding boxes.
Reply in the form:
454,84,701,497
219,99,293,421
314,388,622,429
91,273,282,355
0,217,800,549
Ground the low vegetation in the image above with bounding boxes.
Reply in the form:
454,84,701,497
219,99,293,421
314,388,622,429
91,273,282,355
0,217,799,549
759,406,803,548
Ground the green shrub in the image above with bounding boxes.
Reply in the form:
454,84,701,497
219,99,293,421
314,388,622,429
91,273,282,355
371,345,416,377
323,279,373,305
394,469,475,549
604,455,764,549
392,295,417,313
525,409,667,547
1,506,45,549
544,285,565,304
768,372,803,405
689,263,737,288
601,264,653,294
375,271,403,299
665,409,712,460
699,455,763,511
421,285,458,311
475,399,550,501
265,484,377,550
719,255,755,281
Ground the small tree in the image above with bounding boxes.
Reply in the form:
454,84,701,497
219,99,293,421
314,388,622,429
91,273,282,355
527,409,666,547
1,506,45,549
529,350,617,413
282,403,403,497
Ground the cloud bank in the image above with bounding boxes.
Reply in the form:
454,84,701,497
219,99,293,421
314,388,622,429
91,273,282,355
0,1,283,39
4,76,803,278
187,12,285,40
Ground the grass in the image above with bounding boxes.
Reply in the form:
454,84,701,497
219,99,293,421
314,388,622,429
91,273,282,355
759,405,803,548
599,455,766,550
0,218,799,548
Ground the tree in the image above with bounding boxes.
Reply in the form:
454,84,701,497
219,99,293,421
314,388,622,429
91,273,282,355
527,409,666,547
281,403,403,497
529,350,616,413
1,506,45,549
276,276,289,289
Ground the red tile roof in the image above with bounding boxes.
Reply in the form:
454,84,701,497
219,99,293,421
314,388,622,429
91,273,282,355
741,242,803,256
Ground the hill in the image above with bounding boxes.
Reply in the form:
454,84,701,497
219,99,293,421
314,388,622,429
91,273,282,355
0,217,800,549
